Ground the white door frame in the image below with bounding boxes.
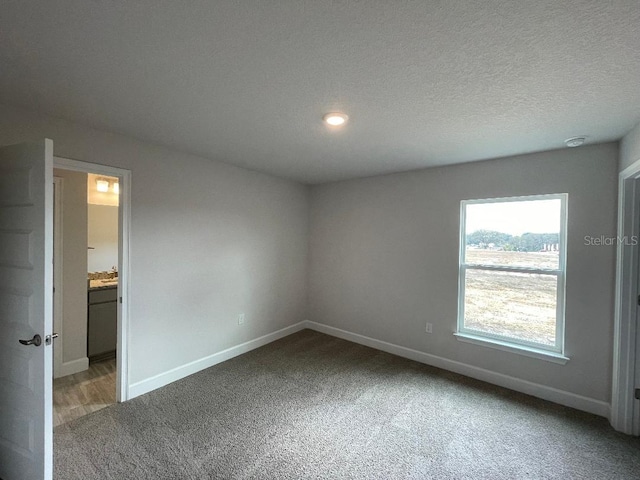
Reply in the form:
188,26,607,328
612,157,640,435
53,156,131,402
53,177,64,377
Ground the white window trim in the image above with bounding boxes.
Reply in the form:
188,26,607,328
454,333,569,364
456,193,568,359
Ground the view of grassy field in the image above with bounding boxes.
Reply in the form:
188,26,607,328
465,249,559,269
463,250,559,346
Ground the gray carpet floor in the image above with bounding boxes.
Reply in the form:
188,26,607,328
54,329,640,479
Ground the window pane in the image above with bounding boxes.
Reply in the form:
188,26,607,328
463,269,557,346
465,199,561,269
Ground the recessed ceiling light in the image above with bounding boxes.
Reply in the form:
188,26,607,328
323,112,348,126
565,136,586,148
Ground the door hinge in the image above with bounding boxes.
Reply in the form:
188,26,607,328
637,294,640,306
119,296,123,304
635,388,640,400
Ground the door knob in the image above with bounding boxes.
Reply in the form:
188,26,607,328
19,334,42,347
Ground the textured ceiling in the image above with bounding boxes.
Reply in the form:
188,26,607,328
2,1,639,184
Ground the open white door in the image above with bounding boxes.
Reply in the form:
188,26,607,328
0,140,54,480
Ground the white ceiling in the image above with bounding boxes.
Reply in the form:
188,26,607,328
2,1,639,184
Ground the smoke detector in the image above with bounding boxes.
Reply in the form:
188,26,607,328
565,136,586,148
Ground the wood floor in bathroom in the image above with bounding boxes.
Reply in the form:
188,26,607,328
53,358,116,427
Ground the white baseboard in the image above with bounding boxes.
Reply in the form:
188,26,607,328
128,322,307,399
303,321,611,419
55,357,89,378
126,319,611,419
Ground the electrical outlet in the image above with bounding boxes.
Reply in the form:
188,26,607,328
425,322,433,334
238,313,245,325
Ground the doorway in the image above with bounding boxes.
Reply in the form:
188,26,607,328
612,159,640,436
51,157,131,428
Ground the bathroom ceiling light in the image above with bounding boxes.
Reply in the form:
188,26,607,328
96,179,109,192
565,136,586,148
323,112,348,126
113,182,119,194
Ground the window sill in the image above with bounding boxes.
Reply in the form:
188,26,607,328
454,332,570,365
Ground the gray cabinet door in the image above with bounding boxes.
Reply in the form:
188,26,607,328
88,302,117,357
89,287,117,304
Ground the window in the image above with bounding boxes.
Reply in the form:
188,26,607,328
457,194,567,357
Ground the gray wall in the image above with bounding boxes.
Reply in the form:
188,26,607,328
620,121,640,171
53,169,88,370
87,204,118,273
1,103,309,385
309,143,618,403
